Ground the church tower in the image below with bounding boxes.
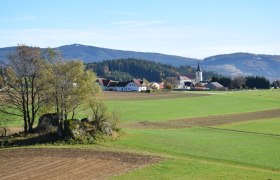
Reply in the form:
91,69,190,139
195,61,203,83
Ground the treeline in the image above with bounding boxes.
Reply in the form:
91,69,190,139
212,75,273,89
86,58,217,82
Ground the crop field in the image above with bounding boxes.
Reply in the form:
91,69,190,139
0,148,160,180
121,109,280,129
1,89,280,179
103,91,209,101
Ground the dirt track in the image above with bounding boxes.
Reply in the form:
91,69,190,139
103,91,209,101
0,148,161,180
122,109,280,129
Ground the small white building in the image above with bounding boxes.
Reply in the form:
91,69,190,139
150,82,160,89
98,79,147,92
175,76,193,89
120,79,147,92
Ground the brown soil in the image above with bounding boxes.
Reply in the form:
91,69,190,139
5,126,23,135
0,148,161,180
122,109,280,129
103,91,210,101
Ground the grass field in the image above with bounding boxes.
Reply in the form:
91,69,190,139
2,89,280,179
105,127,280,170
107,90,280,179
107,90,280,123
114,159,280,180
218,117,280,135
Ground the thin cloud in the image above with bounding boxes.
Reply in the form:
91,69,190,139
111,20,164,28
0,16,38,23
105,11,135,16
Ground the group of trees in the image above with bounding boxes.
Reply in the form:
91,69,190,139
211,75,272,89
86,58,218,82
0,45,100,133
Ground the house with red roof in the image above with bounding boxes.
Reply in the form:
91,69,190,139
96,78,117,91
97,78,147,92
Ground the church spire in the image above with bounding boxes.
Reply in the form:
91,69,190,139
197,61,201,72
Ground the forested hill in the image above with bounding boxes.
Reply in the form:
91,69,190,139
0,44,198,67
86,58,217,82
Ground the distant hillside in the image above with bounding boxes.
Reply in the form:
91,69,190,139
0,44,198,66
202,53,280,80
57,44,198,66
0,47,16,64
0,44,280,80
86,58,216,82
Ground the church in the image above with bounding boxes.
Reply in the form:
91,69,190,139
195,62,203,83
174,61,203,90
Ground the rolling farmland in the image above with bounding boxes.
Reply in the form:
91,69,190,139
1,90,280,179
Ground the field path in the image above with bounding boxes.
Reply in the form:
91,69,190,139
0,148,161,180
104,91,209,101
122,108,280,129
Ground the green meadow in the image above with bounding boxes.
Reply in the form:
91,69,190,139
218,117,280,135
107,90,280,123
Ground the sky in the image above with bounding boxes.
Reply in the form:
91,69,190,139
0,0,279,58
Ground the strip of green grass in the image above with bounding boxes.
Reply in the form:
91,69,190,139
104,128,280,170
106,92,280,123
113,159,280,180
217,118,280,135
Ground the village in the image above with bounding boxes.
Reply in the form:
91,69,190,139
96,62,225,92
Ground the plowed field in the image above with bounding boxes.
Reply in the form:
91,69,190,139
122,109,280,129
0,148,160,180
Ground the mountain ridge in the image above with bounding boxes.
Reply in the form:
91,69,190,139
0,44,279,80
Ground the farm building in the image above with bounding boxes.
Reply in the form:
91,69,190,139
176,76,193,89
149,82,165,90
97,79,147,92
206,82,225,90
96,78,117,91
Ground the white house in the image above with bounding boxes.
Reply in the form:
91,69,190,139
175,76,193,89
119,79,147,92
98,78,147,92
150,82,160,89
96,78,117,91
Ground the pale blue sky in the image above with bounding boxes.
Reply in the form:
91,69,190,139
1,0,279,58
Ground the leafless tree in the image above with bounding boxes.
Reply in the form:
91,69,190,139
0,45,49,132
232,76,246,89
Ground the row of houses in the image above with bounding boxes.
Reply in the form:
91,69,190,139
96,62,225,92
97,78,147,92
97,76,225,92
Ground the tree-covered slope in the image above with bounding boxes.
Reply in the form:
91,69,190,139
86,58,216,82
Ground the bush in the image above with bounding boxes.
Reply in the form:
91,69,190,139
90,100,120,135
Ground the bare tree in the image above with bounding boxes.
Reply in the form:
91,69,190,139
232,76,246,89
0,45,49,132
